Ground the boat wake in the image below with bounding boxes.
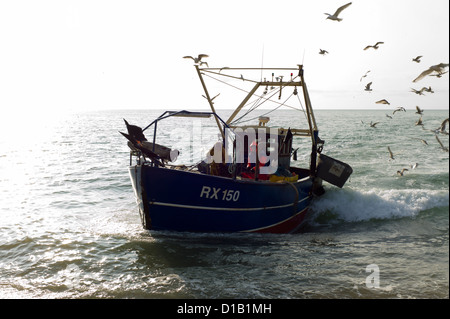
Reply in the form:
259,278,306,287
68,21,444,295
309,187,449,224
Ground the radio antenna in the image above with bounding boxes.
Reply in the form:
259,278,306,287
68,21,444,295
260,44,265,81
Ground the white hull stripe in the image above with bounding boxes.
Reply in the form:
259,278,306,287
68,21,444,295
150,196,310,212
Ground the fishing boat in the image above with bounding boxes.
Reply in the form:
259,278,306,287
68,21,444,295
121,56,352,233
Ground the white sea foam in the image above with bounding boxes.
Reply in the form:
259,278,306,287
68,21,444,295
310,187,449,222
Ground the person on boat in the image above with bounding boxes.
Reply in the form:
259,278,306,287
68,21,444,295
206,141,230,176
242,140,270,180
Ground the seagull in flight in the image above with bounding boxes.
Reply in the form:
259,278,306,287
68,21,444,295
415,116,424,126
387,146,396,160
413,63,449,82
393,107,406,114
438,118,449,135
409,137,428,145
183,54,209,64
412,56,422,63
360,70,371,82
202,93,220,104
376,99,390,105
324,2,352,21
364,42,384,50
319,49,329,55
435,134,449,152
411,88,425,95
415,106,423,115
422,119,449,136
397,168,408,176
364,82,372,92
421,86,434,93
369,121,379,128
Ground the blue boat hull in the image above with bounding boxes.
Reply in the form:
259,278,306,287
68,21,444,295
128,165,315,233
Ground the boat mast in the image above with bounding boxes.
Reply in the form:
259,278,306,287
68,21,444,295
298,65,317,135
194,65,225,140
298,65,320,174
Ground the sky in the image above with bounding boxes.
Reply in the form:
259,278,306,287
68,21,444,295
0,0,449,116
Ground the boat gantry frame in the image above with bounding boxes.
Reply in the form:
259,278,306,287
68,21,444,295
192,62,321,174
195,64,318,136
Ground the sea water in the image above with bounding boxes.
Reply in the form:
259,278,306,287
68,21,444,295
0,109,448,299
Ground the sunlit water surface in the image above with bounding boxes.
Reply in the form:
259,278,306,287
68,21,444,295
0,109,448,298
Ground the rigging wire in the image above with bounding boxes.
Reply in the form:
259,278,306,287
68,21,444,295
231,87,282,125
233,91,295,125
296,92,306,115
201,71,307,125
229,74,305,125
203,72,302,112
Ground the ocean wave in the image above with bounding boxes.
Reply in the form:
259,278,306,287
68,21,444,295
310,187,449,223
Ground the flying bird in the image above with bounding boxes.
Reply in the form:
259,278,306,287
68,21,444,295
364,82,372,92
324,2,352,21
202,93,220,104
409,137,428,145
386,114,393,119
183,54,209,64
415,116,423,126
412,56,422,63
360,70,371,82
415,106,423,115
376,99,390,105
413,63,449,82
364,42,384,50
387,146,396,160
438,118,449,135
369,121,379,128
319,49,329,55
421,86,434,93
393,107,406,114
435,134,449,152
397,168,408,176
410,163,419,170
422,119,449,135
411,88,425,95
